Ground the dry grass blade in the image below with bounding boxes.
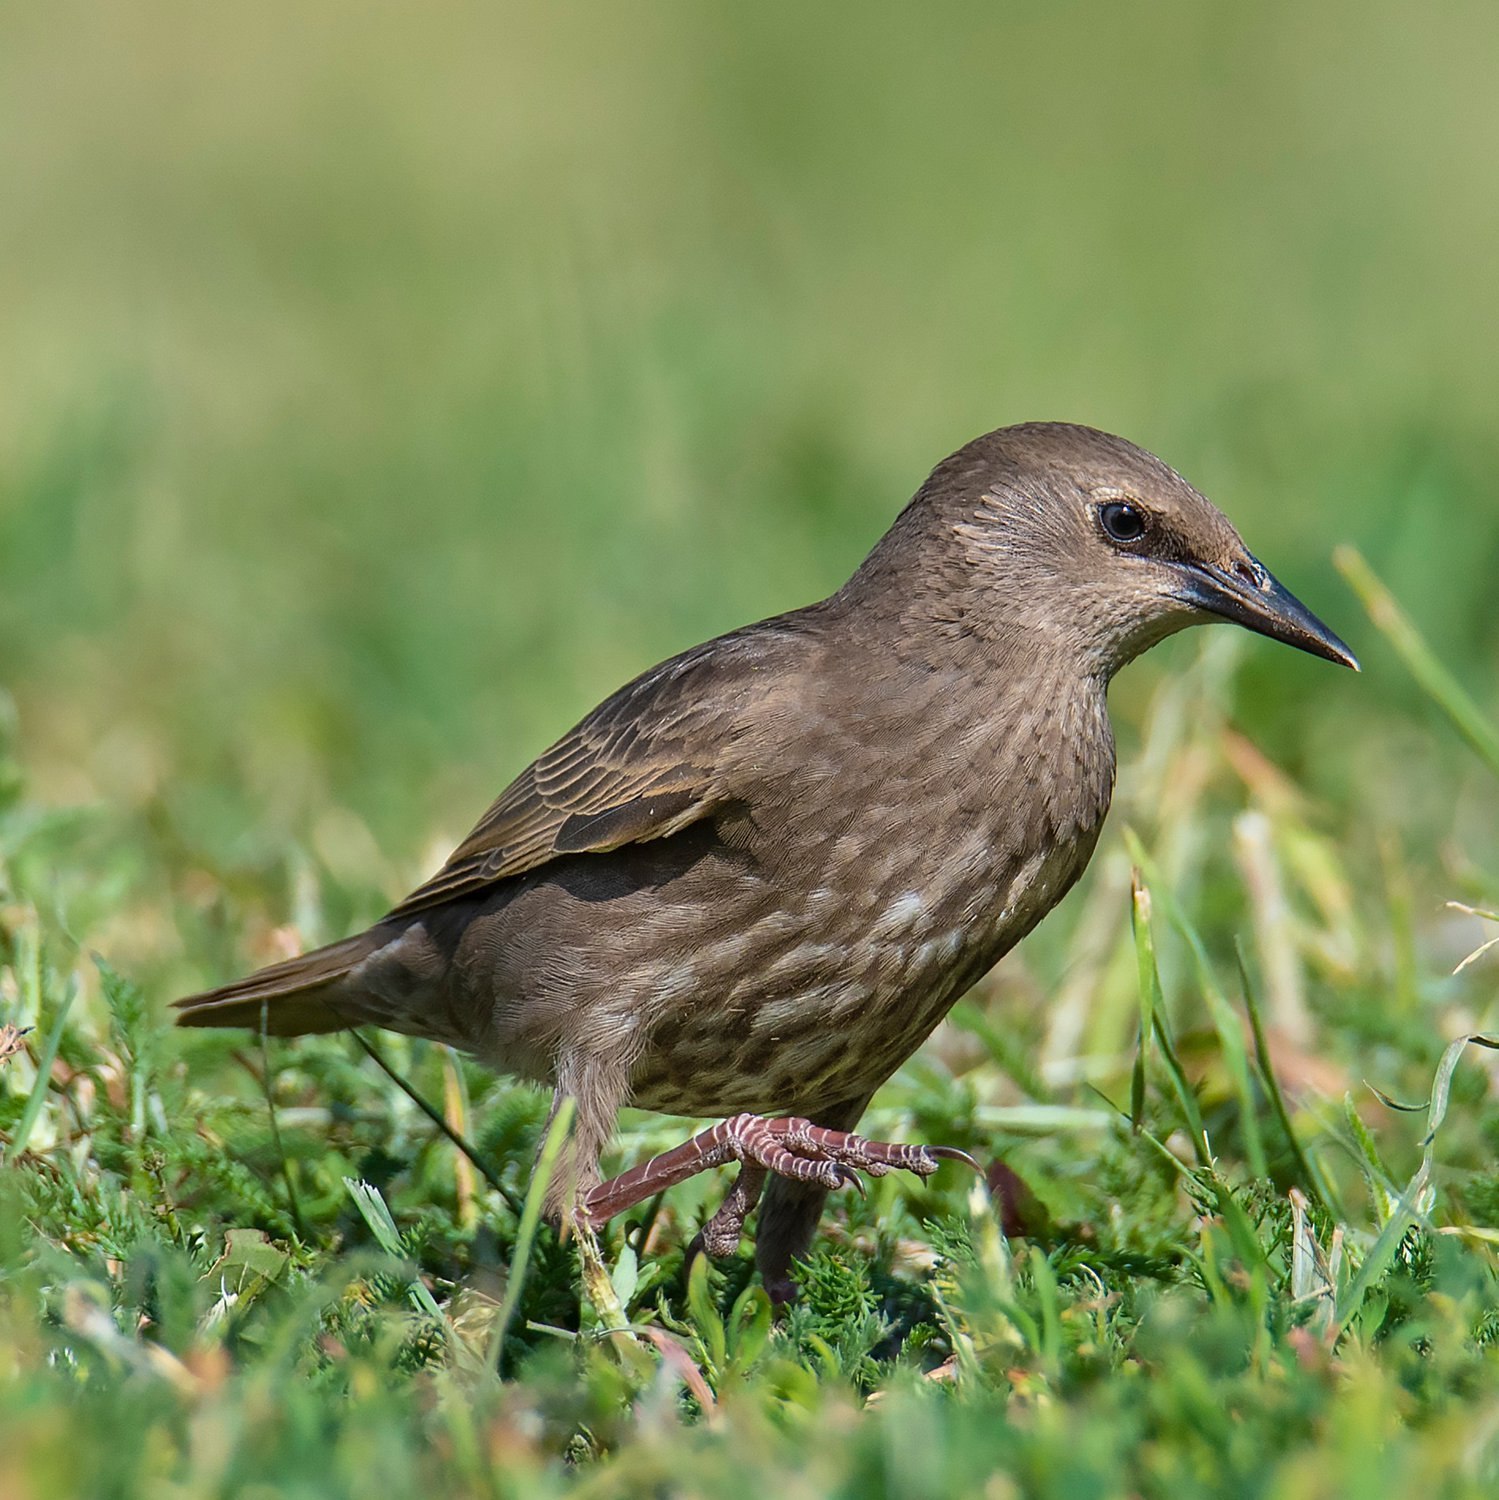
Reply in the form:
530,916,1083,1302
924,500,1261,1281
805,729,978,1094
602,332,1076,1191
1447,902,1499,975
637,1327,717,1416
1128,873,1157,1134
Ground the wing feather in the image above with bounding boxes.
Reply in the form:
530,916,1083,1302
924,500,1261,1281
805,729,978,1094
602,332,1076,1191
384,618,815,919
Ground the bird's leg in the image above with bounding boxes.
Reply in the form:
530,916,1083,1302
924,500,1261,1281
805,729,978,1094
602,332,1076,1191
580,1115,761,1226
582,1112,977,1233
754,1094,873,1302
697,1164,768,1259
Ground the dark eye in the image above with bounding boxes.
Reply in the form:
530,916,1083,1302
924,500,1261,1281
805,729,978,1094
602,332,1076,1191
1098,501,1149,544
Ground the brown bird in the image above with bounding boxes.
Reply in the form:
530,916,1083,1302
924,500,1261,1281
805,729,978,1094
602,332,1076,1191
175,422,1356,1296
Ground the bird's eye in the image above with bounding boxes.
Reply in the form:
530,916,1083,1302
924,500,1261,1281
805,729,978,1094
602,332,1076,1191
1098,501,1149,544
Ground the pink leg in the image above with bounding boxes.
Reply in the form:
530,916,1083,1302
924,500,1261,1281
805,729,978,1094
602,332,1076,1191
582,1113,978,1253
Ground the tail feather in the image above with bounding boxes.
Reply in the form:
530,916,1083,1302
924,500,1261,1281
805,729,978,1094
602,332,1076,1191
173,931,381,1036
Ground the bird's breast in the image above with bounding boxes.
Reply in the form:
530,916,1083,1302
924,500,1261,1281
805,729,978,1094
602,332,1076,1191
625,789,1106,1117
622,673,1116,1115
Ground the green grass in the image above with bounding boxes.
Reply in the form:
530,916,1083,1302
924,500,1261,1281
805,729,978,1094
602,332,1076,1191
4,4,1499,1495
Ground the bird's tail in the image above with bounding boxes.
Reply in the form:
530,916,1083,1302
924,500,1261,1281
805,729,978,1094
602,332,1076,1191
173,931,382,1036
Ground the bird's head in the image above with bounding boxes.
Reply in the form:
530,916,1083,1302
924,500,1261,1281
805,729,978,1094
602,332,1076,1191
868,422,1358,681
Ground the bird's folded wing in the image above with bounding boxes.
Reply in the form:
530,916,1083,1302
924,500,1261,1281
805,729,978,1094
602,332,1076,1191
384,629,797,918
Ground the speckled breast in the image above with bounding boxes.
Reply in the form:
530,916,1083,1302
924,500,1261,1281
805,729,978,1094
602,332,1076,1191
625,814,1104,1119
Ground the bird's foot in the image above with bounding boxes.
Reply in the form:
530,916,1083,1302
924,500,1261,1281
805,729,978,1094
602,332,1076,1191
582,1113,979,1253
695,1163,768,1259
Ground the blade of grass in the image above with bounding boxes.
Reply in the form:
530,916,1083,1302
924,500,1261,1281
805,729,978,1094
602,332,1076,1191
489,1095,574,1372
1335,545,1499,779
1341,1091,1401,1221
343,1177,485,1377
1448,902,1499,975
259,1007,306,1241
1129,869,1212,1168
351,1029,524,1215
1128,873,1156,1133
1151,1016,1212,1167
1088,1083,1196,1185
342,1178,443,1318
5,977,76,1164
1028,1246,1062,1380
441,1045,477,1230
1235,940,1335,1215
1129,832,1267,1177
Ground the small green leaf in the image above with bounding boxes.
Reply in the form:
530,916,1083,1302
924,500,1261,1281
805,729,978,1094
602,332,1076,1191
343,1177,404,1259
686,1252,726,1374
219,1228,290,1284
609,1242,639,1309
726,1283,773,1376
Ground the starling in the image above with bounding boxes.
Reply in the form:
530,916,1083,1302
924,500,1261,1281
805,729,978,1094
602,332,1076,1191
176,422,1356,1295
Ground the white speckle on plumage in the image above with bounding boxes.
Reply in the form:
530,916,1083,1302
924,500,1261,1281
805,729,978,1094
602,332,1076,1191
870,890,927,936
804,886,838,913
759,941,844,985
652,963,700,1006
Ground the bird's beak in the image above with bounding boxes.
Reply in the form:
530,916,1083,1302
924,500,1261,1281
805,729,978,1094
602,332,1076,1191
1174,558,1360,670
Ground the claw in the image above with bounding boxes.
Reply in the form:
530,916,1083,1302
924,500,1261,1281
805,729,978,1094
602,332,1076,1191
927,1145,983,1174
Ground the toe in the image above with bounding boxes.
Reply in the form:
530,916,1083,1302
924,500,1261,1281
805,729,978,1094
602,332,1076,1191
837,1165,867,1196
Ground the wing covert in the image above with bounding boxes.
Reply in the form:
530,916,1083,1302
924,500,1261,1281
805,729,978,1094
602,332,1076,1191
384,619,813,918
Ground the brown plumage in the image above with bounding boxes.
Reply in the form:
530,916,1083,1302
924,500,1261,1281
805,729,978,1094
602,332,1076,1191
176,422,1355,1296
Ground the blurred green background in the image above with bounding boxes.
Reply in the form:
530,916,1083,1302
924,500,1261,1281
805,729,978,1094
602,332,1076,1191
2,0,1496,994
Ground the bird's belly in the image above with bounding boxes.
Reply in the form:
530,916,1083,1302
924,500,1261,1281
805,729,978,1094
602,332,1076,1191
625,826,1096,1117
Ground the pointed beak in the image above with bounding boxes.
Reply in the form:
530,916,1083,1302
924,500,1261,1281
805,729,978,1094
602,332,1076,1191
1174,557,1360,671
